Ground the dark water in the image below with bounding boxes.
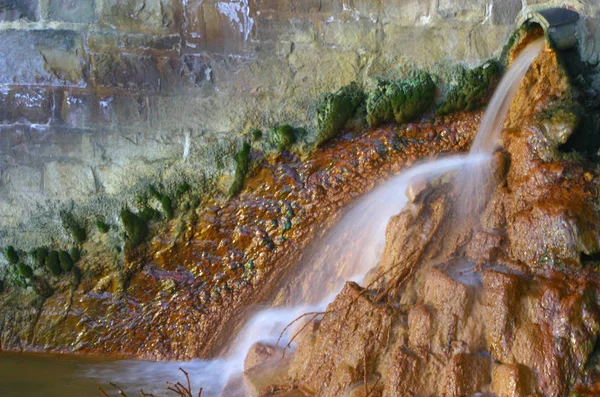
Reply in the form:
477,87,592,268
0,352,116,397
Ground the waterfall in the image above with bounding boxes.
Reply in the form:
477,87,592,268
84,39,545,397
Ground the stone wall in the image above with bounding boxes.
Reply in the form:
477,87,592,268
0,0,599,249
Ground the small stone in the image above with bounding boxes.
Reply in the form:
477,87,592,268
49,0,97,23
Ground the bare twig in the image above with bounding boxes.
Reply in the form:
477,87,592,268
110,383,129,397
275,311,326,349
98,387,111,397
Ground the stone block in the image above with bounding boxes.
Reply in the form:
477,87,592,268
491,364,537,397
184,0,255,52
251,11,315,44
441,353,491,396
87,32,181,55
48,0,97,23
1,166,43,194
382,0,431,25
156,55,212,94
322,18,379,51
0,88,53,125
435,0,487,23
0,0,38,22
491,0,521,25
91,54,160,92
111,94,152,127
0,30,87,87
58,91,114,127
101,0,179,34
43,161,96,199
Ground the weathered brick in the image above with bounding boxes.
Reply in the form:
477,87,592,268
184,1,254,52
382,0,431,24
253,0,342,13
251,11,315,43
48,0,97,23
58,91,114,127
491,0,521,25
0,0,38,22
157,55,212,94
101,0,179,34
87,32,181,55
43,161,96,199
322,17,379,51
91,54,160,92
111,94,153,127
0,88,53,125
0,30,87,87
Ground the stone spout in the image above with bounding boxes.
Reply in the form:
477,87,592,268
519,7,579,50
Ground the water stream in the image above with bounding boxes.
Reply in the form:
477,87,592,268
0,39,545,397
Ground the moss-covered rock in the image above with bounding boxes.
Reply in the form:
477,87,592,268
5,246,19,264
70,247,81,263
316,82,365,146
17,263,33,279
437,61,500,116
176,182,191,198
270,125,297,151
58,251,73,272
366,72,436,127
96,220,110,234
46,251,61,276
229,141,252,197
139,206,159,222
35,247,48,267
161,195,174,219
61,212,87,244
251,129,263,141
120,209,149,248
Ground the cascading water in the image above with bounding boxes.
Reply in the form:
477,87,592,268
84,38,545,397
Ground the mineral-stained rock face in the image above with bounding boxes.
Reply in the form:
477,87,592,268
0,111,478,360
259,34,600,397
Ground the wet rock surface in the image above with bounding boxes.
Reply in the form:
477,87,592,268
252,35,600,397
0,110,477,360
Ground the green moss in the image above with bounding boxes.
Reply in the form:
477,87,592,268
59,251,73,272
139,207,159,222
148,185,162,200
229,142,252,197
46,251,61,276
366,72,436,127
61,212,86,244
35,247,48,267
72,266,81,286
96,220,110,234
70,247,81,263
176,182,191,198
17,263,33,279
437,60,500,116
161,195,174,220
120,209,149,248
5,246,19,265
316,82,365,146
270,125,297,151
251,129,263,141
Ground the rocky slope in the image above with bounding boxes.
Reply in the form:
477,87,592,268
244,30,600,397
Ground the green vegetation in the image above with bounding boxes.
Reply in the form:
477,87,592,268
437,61,500,116
251,129,263,141
120,209,149,249
70,247,81,263
46,251,61,276
366,72,436,127
5,246,19,264
229,142,252,197
17,263,33,279
61,212,86,244
139,207,159,222
59,251,73,272
270,125,297,151
176,182,191,198
96,220,110,234
316,82,365,146
161,195,174,220
35,247,48,267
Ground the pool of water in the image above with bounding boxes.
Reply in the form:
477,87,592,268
0,352,119,397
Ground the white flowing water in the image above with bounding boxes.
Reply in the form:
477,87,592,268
83,39,545,397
